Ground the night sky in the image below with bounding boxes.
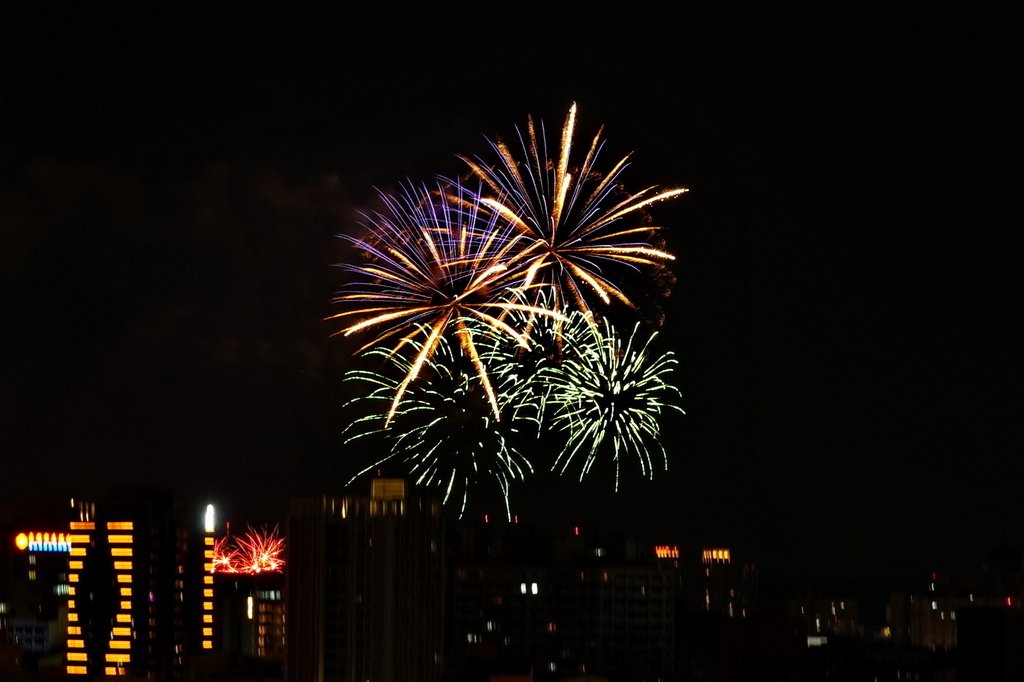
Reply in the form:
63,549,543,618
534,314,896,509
1,6,1017,587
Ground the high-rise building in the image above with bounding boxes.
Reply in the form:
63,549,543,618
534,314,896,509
1,526,71,666
446,520,678,680
286,479,445,682
63,489,211,680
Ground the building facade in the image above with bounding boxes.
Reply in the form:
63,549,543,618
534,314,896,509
286,479,445,682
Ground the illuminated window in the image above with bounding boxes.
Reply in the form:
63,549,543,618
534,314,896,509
204,575,214,585
68,639,85,648
106,521,134,530
70,547,87,556
203,627,213,636
203,601,213,610
68,613,79,622
202,641,213,649
203,615,213,623
111,548,133,557
69,522,95,530
104,667,118,677
109,640,131,649
113,561,132,570
205,536,214,545
531,582,539,595
120,600,131,609
67,626,81,635
68,600,76,609
68,586,76,595
120,587,132,596
67,652,88,661
69,573,79,583
116,614,131,623
204,588,214,598
116,574,132,583
104,653,131,663
112,627,131,636
66,665,88,674
28,570,36,580
107,535,133,544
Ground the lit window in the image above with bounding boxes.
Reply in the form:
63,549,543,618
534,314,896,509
66,652,88,662
531,582,538,595
520,583,526,594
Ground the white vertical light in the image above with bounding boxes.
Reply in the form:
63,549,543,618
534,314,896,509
204,505,216,534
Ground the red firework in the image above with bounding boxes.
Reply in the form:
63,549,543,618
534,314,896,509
211,525,285,574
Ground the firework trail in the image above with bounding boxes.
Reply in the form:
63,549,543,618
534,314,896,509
342,325,540,519
212,526,285,574
327,178,566,424
457,102,688,320
540,316,684,491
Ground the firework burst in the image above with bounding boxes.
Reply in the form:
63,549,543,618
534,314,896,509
212,526,285,574
328,178,566,424
540,316,684,491
457,102,687,319
342,325,540,519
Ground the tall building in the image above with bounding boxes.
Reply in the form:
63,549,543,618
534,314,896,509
678,547,758,619
1,526,71,667
446,521,678,680
286,479,445,682
63,489,212,680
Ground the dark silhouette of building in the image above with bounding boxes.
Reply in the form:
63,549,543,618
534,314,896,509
445,520,679,680
63,489,211,680
285,479,445,682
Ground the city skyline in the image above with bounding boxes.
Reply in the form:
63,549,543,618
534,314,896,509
1,5,1016,587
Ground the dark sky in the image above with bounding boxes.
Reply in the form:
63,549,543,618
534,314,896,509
1,5,1018,586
